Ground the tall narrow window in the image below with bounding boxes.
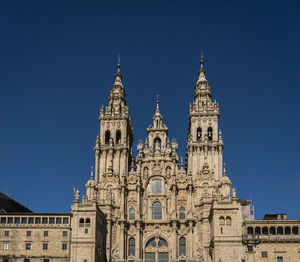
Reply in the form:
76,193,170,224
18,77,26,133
277,257,283,262
152,202,162,220
129,238,135,256
105,130,110,144
179,207,186,220
165,182,168,194
152,180,162,193
129,208,135,220
197,127,202,141
116,130,121,144
208,127,213,141
179,237,186,256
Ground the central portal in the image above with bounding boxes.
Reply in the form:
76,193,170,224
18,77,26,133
144,237,169,262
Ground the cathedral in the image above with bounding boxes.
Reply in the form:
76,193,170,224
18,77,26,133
0,58,300,262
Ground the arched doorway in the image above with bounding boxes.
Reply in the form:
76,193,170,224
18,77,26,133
145,237,169,262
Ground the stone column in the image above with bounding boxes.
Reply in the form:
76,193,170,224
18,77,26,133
172,221,177,260
136,222,141,260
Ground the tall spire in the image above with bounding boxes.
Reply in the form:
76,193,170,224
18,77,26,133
114,56,123,87
197,52,207,84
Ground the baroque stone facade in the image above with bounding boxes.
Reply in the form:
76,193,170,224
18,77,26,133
0,58,300,262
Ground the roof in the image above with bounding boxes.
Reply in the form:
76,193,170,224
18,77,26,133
0,192,32,213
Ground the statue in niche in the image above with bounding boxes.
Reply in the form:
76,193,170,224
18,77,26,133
107,185,113,200
155,140,160,152
166,166,171,178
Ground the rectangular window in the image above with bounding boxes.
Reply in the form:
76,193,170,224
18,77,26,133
25,243,31,250
145,252,155,262
28,217,34,224
8,217,13,224
56,217,62,224
42,217,48,224
24,259,30,262
14,217,20,224
26,231,31,237
21,217,27,224
62,243,67,250
247,246,253,252
63,231,68,237
43,243,48,250
4,231,9,236
1,217,6,224
241,259,246,262
158,252,169,262
262,251,268,257
49,217,55,224
3,243,8,250
43,259,49,262
152,180,162,193
44,231,48,237
84,260,87,262
85,228,88,234
63,217,69,224
35,217,41,224
277,257,283,262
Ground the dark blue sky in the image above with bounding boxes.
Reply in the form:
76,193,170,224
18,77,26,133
0,0,299,218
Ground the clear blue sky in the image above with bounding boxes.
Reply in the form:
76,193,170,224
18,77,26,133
0,0,299,219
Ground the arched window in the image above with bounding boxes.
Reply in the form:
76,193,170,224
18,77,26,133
152,180,162,193
158,238,168,247
129,208,135,220
255,227,261,235
179,237,186,256
247,227,254,234
277,226,283,235
146,238,156,247
116,130,121,144
79,218,84,227
219,216,225,226
208,127,213,141
270,227,276,235
292,226,299,235
262,227,268,235
146,184,150,194
285,226,291,234
226,216,232,226
85,218,90,225
128,238,135,256
105,130,110,144
179,207,186,220
196,127,202,141
152,202,162,220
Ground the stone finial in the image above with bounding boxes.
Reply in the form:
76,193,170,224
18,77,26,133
114,58,123,87
180,157,184,170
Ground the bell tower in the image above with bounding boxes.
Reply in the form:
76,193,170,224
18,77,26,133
94,62,134,261
95,62,133,185
186,56,224,181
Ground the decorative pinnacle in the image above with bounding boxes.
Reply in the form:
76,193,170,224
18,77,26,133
114,55,122,85
200,50,204,69
90,166,94,180
156,94,160,111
